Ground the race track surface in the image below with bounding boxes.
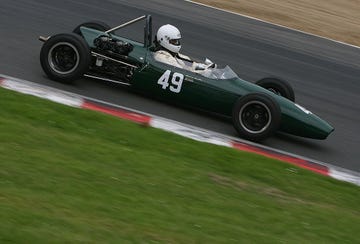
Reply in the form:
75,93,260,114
1,0,359,171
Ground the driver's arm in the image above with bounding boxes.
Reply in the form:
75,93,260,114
177,54,216,72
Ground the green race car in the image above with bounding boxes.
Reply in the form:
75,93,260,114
39,15,334,141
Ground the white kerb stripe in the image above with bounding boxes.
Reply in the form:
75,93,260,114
150,117,232,147
329,168,360,186
1,79,83,108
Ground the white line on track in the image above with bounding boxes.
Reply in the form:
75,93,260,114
184,0,360,50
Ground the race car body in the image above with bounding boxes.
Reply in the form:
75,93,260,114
39,15,334,141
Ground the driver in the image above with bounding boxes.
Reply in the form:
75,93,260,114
153,24,215,72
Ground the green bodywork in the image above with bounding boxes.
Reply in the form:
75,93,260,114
80,26,334,140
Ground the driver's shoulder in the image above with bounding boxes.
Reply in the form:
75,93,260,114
154,50,174,59
155,50,171,55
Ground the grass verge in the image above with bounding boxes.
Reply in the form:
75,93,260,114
0,87,359,243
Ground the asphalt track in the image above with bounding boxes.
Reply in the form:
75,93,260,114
0,0,359,172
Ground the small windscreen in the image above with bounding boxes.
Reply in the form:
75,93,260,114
200,66,239,80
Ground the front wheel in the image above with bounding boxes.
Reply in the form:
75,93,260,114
40,33,91,83
256,78,295,102
232,93,281,141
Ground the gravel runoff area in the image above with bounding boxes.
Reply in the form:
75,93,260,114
193,0,360,47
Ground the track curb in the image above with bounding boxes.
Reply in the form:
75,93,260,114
1,74,359,186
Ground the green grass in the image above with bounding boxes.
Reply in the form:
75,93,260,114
0,87,359,243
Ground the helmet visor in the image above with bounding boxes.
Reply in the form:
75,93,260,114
169,39,181,46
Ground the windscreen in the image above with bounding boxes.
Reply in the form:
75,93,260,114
199,66,238,80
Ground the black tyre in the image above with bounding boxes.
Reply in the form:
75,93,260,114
255,78,295,102
40,33,90,83
232,93,281,141
73,21,111,36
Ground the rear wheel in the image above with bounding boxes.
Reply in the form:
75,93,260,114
40,33,90,83
256,78,295,102
73,21,111,36
232,93,281,141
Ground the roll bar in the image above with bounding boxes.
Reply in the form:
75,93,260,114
105,15,153,48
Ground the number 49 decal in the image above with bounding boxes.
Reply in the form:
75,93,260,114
157,70,184,93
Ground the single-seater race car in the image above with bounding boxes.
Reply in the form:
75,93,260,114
39,15,334,141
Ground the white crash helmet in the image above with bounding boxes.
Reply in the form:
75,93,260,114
156,24,181,53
